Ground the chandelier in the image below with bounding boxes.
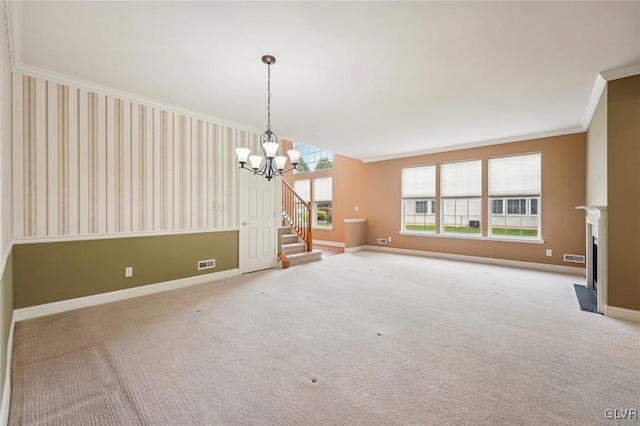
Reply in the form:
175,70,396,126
235,55,301,180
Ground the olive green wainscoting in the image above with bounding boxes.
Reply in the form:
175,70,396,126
13,231,238,309
1,250,13,400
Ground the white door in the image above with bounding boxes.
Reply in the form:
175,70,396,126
239,171,277,273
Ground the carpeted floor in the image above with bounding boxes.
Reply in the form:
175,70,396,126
9,251,640,425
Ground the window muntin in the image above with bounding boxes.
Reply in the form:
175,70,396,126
441,160,482,235
488,153,541,239
294,143,333,173
442,198,482,234
401,165,436,233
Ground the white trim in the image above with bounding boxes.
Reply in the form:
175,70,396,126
344,246,365,253
361,127,584,163
360,245,585,276
312,227,333,231
343,218,366,223
13,228,238,245
6,0,20,70
313,240,345,248
0,313,15,426
0,242,12,278
398,231,545,244
582,74,607,130
13,269,240,322
12,64,262,136
600,64,640,82
605,305,640,324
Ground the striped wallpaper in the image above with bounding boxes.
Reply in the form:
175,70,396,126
1,2,12,260
12,74,262,239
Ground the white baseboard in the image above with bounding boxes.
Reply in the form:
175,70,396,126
360,245,586,276
314,240,345,248
0,313,15,426
344,246,365,253
14,269,240,322
605,305,640,324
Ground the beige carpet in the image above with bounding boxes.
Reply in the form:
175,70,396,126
9,251,640,425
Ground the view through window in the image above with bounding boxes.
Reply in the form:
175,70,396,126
294,143,333,173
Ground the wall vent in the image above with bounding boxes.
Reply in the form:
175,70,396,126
376,238,387,245
563,254,585,263
197,259,216,270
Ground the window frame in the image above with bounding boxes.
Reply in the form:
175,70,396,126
401,164,437,234
312,177,333,229
440,159,482,236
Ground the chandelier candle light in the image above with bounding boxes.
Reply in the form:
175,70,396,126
235,55,301,180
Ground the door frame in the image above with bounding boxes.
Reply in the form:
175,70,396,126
238,172,281,274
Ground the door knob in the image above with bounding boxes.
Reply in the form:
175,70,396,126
243,222,250,226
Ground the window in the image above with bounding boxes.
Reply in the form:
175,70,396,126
415,200,436,215
313,177,332,228
441,160,482,235
401,165,436,233
293,179,310,202
294,143,333,173
491,199,504,215
293,179,311,227
488,153,541,238
507,199,526,215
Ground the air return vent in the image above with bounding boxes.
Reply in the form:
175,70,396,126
376,238,387,245
197,259,216,270
563,254,585,263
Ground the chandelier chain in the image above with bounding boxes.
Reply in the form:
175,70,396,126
266,63,271,131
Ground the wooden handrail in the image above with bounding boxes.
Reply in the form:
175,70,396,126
282,180,313,251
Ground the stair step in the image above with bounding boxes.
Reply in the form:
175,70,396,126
280,226,293,235
287,250,322,267
282,234,299,244
282,242,306,255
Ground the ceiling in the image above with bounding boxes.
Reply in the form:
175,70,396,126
11,1,640,162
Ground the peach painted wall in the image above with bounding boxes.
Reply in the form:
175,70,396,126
283,140,369,244
286,133,586,267
362,133,586,266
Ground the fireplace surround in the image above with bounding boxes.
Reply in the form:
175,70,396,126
576,206,607,314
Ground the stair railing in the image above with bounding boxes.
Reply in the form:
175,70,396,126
282,180,313,251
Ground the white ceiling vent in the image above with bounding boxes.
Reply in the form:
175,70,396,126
563,254,585,263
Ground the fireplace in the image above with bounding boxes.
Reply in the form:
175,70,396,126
577,206,607,314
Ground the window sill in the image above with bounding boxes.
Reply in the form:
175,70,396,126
313,227,333,231
399,231,544,244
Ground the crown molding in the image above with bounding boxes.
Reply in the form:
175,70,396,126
600,63,640,82
6,0,20,70
581,74,607,131
360,127,585,163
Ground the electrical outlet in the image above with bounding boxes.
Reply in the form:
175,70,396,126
546,249,552,257
125,267,133,278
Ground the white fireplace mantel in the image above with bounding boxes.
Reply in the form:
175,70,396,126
575,206,607,314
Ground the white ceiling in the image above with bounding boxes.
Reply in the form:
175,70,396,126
11,1,640,162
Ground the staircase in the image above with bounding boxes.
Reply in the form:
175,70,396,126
280,225,322,267
279,180,321,268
